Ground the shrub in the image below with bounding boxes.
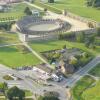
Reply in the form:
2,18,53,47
97,27,100,36
87,22,95,28
0,22,14,31
48,0,55,3
24,7,32,15
76,32,85,43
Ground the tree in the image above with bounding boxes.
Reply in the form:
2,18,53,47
63,45,66,49
24,7,32,15
38,91,59,100
97,27,100,36
85,40,90,48
86,0,100,7
3,82,8,99
86,0,95,6
87,22,95,28
76,32,85,43
7,86,25,100
88,35,95,43
44,8,48,12
69,56,78,66
0,82,8,99
48,0,55,3
38,96,59,100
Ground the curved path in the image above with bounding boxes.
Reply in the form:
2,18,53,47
25,1,89,32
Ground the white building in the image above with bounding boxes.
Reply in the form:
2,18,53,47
0,0,22,3
31,10,40,17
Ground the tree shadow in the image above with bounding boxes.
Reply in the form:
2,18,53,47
0,46,18,53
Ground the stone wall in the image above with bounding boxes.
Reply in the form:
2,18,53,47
72,28,97,35
25,28,97,42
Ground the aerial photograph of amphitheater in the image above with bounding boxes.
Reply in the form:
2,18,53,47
0,0,100,100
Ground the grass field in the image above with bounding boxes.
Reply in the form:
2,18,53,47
0,3,40,20
29,40,100,56
25,90,33,96
89,63,100,77
38,0,100,22
0,45,41,68
82,81,100,100
72,75,95,100
0,31,20,45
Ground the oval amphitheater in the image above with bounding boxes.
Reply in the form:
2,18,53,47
16,16,71,41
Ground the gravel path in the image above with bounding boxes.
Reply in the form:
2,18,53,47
25,1,89,32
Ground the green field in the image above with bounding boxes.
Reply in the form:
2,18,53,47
72,75,95,100
0,45,41,68
82,81,100,100
37,0,100,22
0,31,20,45
0,3,40,20
29,40,100,56
25,90,33,97
89,63,100,77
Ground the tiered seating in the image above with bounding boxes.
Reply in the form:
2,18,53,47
16,16,71,35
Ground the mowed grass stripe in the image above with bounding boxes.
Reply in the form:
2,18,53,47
0,45,41,68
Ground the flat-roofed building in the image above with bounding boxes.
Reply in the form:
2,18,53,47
0,0,22,3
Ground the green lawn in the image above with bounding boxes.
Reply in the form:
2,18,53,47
0,31,20,45
29,40,100,56
72,75,95,100
37,0,100,22
89,63,100,77
0,3,40,20
82,81,100,100
95,37,100,45
25,90,33,97
0,98,5,100
0,45,41,68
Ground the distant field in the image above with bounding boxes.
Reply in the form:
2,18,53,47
72,75,95,100
0,31,20,45
0,3,40,20
29,40,100,55
82,81,100,100
0,45,41,68
37,0,100,22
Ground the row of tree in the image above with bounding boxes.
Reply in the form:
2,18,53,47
0,82,25,100
0,82,60,100
0,22,14,31
86,0,100,7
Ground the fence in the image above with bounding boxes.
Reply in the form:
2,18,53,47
63,10,99,28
